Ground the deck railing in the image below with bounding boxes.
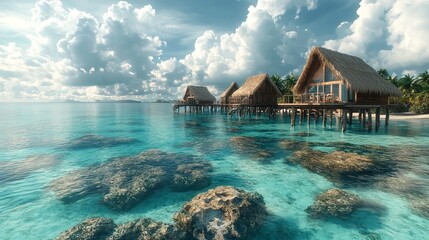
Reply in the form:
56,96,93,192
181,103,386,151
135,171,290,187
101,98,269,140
278,93,340,104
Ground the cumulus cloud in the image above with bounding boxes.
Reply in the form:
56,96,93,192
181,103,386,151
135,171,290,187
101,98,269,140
378,0,429,70
168,0,318,95
0,0,321,101
324,0,429,72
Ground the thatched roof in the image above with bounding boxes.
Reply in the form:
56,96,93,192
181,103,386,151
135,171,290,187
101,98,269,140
231,73,282,97
293,47,402,96
220,82,239,98
184,86,216,102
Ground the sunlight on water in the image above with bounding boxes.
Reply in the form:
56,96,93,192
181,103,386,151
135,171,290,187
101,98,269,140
0,103,428,239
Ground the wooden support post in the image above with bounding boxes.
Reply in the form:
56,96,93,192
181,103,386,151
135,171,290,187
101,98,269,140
375,107,381,131
358,109,362,124
348,109,353,126
342,109,347,133
367,109,372,131
299,109,304,125
385,107,390,127
330,109,333,127
307,109,311,127
322,109,327,128
314,111,319,125
363,109,367,127
291,107,296,127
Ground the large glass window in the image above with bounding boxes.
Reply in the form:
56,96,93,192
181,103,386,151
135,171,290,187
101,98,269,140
325,67,336,82
324,85,331,94
308,85,317,94
332,84,339,97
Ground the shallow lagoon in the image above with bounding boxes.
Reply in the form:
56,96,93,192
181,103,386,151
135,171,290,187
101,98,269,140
0,103,428,239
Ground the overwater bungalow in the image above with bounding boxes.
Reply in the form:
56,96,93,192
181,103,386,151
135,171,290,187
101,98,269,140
182,85,216,105
282,46,402,131
229,73,282,106
173,85,218,113
292,47,402,105
220,82,239,105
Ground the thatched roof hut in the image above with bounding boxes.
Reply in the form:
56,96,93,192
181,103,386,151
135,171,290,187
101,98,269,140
220,82,239,105
183,86,216,105
293,47,401,105
229,73,282,105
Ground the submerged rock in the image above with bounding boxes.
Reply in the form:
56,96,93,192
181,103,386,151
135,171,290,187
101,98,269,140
110,218,181,240
56,217,116,240
65,134,137,149
287,149,379,185
278,140,310,151
50,150,212,211
56,186,268,240
306,188,361,218
230,136,274,162
174,186,267,239
171,162,212,191
0,154,59,183
56,217,181,240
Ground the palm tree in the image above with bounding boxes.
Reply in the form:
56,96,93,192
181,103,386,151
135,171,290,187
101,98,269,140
270,74,286,94
284,73,298,95
398,74,417,97
378,69,390,80
378,68,399,87
416,71,429,93
387,75,399,87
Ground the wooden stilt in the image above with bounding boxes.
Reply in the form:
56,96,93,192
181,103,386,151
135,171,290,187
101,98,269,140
385,107,390,127
299,109,304,125
363,110,367,127
329,109,333,127
375,107,381,131
307,109,311,127
313,111,318,125
367,109,372,131
342,109,347,133
348,109,353,126
322,109,327,128
358,109,362,124
291,107,296,127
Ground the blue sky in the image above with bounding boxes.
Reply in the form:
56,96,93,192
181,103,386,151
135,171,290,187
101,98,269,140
0,0,428,101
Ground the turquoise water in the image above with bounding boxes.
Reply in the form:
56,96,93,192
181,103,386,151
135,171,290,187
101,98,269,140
0,103,428,239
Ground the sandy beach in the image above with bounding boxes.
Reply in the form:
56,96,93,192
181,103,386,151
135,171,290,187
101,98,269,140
383,112,429,120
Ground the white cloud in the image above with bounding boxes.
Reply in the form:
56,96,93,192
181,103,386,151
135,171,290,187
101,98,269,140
324,0,429,72
167,0,317,96
6,0,427,101
378,0,429,70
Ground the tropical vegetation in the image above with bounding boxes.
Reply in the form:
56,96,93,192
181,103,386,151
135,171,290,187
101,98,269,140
377,69,429,114
271,73,298,95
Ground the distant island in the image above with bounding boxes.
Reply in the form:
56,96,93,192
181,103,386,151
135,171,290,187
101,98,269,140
95,100,142,103
155,99,176,103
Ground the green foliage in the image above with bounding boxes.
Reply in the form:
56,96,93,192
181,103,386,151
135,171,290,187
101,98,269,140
378,69,429,114
270,73,298,95
409,93,429,114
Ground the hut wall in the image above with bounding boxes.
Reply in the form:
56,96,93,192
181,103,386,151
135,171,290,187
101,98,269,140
356,93,389,105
